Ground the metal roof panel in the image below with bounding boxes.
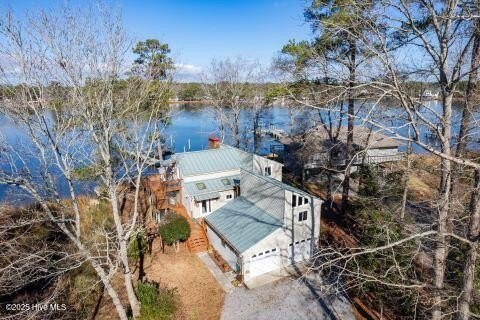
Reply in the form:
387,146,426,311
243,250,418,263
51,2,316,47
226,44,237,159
205,197,283,253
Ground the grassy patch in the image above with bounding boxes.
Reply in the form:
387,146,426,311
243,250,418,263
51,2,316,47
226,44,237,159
136,281,179,320
407,175,436,201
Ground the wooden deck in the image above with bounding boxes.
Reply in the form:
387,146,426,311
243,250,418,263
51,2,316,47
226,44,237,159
119,174,209,253
147,175,208,253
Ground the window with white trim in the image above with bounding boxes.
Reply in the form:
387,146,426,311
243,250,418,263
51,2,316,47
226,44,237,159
264,166,272,176
226,194,233,200
201,200,212,213
292,194,310,208
298,210,308,222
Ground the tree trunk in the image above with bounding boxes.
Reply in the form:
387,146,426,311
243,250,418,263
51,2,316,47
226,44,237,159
400,128,413,221
253,109,261,154
458,169,480,320
455,19,480,320
138,234,145,282
108,182,141,318
289,108,294,134
89,284,105,320
90,261,129,320
452,20,480,188
432,92,453,320
341,39,356,214
234,112,240,148
157,136,164,174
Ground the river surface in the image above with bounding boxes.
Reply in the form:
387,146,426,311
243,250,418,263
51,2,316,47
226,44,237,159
1,102,478,203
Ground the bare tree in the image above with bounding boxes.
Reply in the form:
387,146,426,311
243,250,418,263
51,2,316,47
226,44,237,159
276,0,480,318
0,4,173,319
202,57,257,147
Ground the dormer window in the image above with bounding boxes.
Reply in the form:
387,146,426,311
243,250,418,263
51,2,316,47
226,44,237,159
264,166,272,176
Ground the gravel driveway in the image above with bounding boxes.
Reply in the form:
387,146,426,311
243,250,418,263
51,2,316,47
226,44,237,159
221,274,355,320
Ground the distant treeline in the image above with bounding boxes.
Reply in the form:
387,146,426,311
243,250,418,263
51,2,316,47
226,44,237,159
1,80,475,106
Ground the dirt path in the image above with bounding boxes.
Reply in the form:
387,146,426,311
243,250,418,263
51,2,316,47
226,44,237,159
95,240,224,320
144,242,225,320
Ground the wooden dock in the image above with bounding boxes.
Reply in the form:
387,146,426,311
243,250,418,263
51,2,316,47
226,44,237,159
262,126,292,144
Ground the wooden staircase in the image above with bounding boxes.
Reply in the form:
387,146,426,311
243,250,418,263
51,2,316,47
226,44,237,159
145,175,209,253
175,206,209,254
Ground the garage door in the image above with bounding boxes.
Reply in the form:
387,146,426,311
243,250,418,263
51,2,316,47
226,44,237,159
249,249,282,278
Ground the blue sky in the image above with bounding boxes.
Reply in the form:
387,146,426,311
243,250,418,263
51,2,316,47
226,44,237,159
6,0,311,80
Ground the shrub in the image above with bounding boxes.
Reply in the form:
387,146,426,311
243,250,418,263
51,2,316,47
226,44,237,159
128,230,147,260
136,281,179,320
73,165,98,180
158,213,190,247
358,165,379,197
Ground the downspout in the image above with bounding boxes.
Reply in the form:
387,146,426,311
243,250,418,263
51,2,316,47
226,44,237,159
310,196,316,256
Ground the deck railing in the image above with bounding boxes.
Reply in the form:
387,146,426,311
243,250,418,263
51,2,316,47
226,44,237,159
304,152,405,169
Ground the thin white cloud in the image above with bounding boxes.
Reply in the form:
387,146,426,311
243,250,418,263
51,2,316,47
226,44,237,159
174,63,203,82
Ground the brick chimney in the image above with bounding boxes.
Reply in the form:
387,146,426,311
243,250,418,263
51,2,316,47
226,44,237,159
208,136,220,149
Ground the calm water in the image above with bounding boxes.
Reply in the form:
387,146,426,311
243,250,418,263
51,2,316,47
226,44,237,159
1,102,478,203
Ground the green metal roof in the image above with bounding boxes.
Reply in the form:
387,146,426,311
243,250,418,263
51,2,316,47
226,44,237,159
184,175,240,197
205,197,283,253
175,145,252,177
243,169,314,198
194,191,221,201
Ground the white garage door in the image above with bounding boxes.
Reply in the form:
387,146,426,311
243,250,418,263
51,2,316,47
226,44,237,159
249,249,282,278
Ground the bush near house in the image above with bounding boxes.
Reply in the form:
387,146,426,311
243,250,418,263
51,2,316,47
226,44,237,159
158,213,191,251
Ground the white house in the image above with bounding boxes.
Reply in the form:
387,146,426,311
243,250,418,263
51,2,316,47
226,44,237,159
204,169,322,286
175,143,283,219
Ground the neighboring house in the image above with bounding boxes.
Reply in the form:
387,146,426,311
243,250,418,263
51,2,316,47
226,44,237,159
204,169,322,285
175,142,283,219
280,126,402,171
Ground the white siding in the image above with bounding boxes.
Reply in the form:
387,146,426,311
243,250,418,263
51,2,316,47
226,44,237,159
251,155,283,181
206,225,239,271
183,190,193,216
284,191,321,243
241,193,321,281
186,190,235,219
